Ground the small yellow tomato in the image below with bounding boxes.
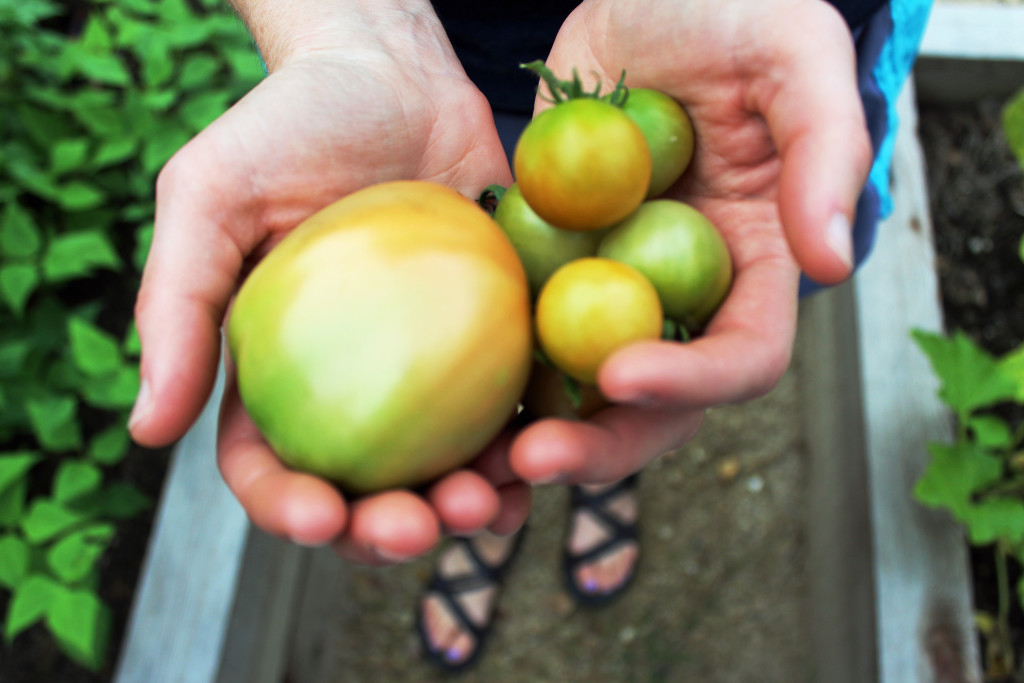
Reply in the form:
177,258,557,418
535,257,663,384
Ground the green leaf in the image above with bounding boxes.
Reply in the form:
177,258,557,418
42,231,121,282
81,366,140,410
912,329,1020,418
133,222,153,271
914,441,1004,518
0,339,33,376
14,103,72,150
45,523,115,584
1002,87,1024,174
0,263,40,316
46,586,111,671
134,39,174,88
0,480,28,528
68,317,122,377
222,45,266,84
50,139,91,176
141,126,191,173
0,452,41,494
962,498,1024,545
73,106,125,137
5,573,59,642
20,499,87,544
140,89,177,111
0,201,42,258
0,0,61,24
179,54,221,89
78,15,113,52
180,90,231,132
70,50,132,87
106,0,157,16
56,180,107,212
123,321,141,357
90,137,137,170
25,395,83,452
83,482,151,520
0,534,31,590
87,423,130,466
999,345,1024,403
967,414,1015,450
53,461,103,504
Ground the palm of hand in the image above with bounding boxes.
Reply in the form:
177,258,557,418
502,0,872,486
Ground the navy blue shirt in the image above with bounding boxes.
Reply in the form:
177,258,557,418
431,0,890,113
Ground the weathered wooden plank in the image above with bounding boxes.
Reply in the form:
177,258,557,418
801,82,982,682
113,369,251,683
216,529,310,683
916,2,1024,103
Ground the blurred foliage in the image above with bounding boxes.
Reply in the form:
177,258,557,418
0,0,262,671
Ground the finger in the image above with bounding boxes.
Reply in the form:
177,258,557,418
468,414,533,487
757,4,874,285
217,368,348,546
427,470,501,535
598,225,800,407
509,405,705,485
489,482,533,536
131,143,256,447
332,491,441,565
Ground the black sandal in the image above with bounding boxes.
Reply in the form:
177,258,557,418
416,528,526,672
562,475,641,608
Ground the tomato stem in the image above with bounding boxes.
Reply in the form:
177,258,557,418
520,60,629,107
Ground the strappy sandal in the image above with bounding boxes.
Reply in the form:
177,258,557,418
562,474,641,608
416,528,526,672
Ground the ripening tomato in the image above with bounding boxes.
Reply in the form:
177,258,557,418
535,257,663,384
228,181,533,494
621,88,695,198
598,199,732,330
493,183,605,299
513,98,652,231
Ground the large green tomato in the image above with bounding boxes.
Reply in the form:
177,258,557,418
598,200,732,330
493,183,605,299
621,88,695,198
228,181,533,494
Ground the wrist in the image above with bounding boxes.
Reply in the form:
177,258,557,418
228,0,456,73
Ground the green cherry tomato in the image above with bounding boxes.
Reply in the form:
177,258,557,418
622,88,695,198
228,181,533,494
513,98,652,231
598,200,732,330
493,183,605,299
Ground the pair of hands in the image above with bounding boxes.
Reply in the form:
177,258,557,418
128,0,872,564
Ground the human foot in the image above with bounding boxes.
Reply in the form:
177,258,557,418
417,528,525,670
563,475,640,607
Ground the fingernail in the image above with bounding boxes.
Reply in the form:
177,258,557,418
445,646,464,663
826,212,853,269
375,546,416,564
128,378,150,432
532,471,569,486
288,533,328,548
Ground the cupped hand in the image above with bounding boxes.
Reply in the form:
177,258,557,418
129,11,529,563
509,0,874,485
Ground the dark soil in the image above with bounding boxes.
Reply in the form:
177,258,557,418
919,96,1024,681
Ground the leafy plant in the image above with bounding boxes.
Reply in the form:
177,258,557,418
913,86,1024,680
0,0,262,672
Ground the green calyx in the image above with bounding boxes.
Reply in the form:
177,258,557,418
520,60,629,107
